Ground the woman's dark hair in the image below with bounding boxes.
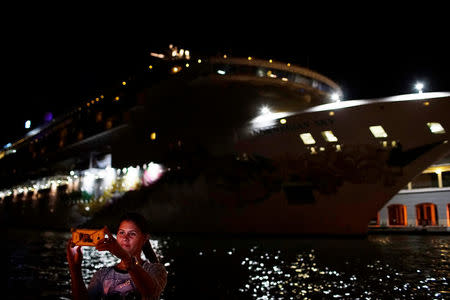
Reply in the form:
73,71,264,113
119,212,159,263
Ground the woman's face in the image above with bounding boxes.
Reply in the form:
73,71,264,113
116,220,147,256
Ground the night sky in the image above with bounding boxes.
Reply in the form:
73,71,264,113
3,21,449,147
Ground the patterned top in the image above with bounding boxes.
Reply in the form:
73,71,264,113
87,261,167,299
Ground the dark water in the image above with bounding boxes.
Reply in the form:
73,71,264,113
7,229,450,299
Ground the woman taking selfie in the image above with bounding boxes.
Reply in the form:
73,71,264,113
66,212,167,299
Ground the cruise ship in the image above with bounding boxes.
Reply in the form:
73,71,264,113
1,46,449,235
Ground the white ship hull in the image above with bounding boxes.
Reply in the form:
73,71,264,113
139,93,450,235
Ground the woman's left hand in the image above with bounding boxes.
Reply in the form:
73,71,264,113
95,227,129,261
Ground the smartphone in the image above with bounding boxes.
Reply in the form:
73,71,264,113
71,228,106,246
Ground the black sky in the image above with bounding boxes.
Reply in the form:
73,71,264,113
3,17,449,146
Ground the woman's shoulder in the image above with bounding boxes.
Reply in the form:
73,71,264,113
142,261,167,275
142,261,168,291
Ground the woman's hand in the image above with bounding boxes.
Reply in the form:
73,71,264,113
95,227,130,261
66,238,83,274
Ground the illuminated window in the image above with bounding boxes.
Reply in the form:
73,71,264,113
427,122,445,134
106,119,113,129
321,130,338,142
369,125,388,138
388,204,407,226
300,133,316,145
96,112,103,123
416,203,438,226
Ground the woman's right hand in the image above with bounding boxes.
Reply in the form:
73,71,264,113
66,238,83,273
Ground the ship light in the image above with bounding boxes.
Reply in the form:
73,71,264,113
369,125,388,138
123,167,140,190
143,162,164,186
81,170,96,195
331,93,341,102
260,106,271,115
427,122,445,134
321,130,338,142
250,107,293,129
280,118,286,124
171,66,181,74
415,82,424,94
217,70,226,75
150,132,157,140
150,52,165,59
25,120,31,129
300,133,316,145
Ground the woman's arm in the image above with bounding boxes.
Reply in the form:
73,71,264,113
125,258,165,297
66,239,88,300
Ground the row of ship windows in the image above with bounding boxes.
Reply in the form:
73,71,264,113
373,203,449,226
297,122,446,146
212,63,336,94
406,171,450,189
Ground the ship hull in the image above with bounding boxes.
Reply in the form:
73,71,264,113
4,93,449,235
146,93,450,234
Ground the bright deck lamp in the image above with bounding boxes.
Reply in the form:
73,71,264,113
415,82,424,94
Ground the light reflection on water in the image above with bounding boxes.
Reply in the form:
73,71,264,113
79,239,165,281
7,230,450,299
236,236,449,299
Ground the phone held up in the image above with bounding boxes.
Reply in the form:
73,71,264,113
71,228,106,246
